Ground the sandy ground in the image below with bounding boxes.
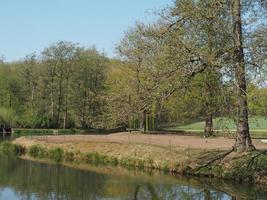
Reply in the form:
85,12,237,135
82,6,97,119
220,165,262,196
17,132,267,150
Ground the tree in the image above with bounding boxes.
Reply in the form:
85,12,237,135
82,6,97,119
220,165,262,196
115,23,168,131
0,63,23,127
162,70,225,137
105,59,137,128
232,0,255,151
248,84,267,116
72,47,107,128
41,41,79,128
157,0,233,135
160,0,265,148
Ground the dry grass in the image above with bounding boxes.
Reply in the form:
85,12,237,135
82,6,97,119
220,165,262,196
14,135,201,169
13,132,267,184
15,132,267,150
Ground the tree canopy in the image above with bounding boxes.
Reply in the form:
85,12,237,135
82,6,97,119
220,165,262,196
0,0,266,152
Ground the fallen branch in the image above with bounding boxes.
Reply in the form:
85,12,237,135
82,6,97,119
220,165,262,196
193,148,235,173
247,150,267,170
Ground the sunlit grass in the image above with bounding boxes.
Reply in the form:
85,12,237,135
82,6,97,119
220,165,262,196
164,116,267,135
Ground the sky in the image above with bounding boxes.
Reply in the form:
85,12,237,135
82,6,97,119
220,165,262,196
0,0,172,62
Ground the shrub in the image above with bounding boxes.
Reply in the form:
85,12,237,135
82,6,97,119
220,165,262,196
120,157,136,168
13,129,53,137
106,156,119,165
84,152,101,164
49,147,64,163
137,159,145,169
146,158,154,168
70,128,76,134
65,151,75,162
0,142,25,155
28,145,47,158
162,162,169,172
83,152,117,165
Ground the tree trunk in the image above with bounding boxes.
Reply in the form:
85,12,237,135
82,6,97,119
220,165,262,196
232,0,255,151
9,94,12,108
50,66,55,119
141,111,147,132
204,114,213,138
56,70,64,128
31,84,35,112
64,77,70,129
63,116,66,129
51,96,54,117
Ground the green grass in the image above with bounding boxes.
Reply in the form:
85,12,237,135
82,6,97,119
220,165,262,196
12,128,80,137
0,142,25,156
164,116,267,136
11,128,122,137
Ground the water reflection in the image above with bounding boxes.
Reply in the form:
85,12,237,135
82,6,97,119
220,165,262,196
0,156,266,200
133,183,229,200
0,135,14,143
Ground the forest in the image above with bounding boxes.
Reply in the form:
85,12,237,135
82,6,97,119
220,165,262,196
0,0,266,152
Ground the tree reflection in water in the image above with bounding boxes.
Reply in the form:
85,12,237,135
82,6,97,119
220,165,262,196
133,183,227,200
0,156,266,200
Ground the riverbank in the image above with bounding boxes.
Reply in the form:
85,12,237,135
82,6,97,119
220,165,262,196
2,155,266,200
4,134,267,185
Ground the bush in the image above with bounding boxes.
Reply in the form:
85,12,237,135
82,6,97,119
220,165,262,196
137,159,145,169
13,128,90,137
162,162,169,172
65,151,75,162
106,156,119,165
0,142,25,155
146,158,154,168
28,145,47,158
84,152,118,165
70,128,76,134
13,129,53,137
49,147,64,163
84,152,101,164
120,157,136,168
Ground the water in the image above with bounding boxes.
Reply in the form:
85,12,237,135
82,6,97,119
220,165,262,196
0,156,266,200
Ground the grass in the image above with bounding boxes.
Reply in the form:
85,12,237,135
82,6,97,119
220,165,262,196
28,145,64,163
49,147,64,162
12,128,81,137
10,138,267,185
0,141,25,155
164,116,267,136
28,145,48,158
12,127,124,137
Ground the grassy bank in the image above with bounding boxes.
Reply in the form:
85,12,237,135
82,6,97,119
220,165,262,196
164,116,267,137
11,127,125,137
12,128,81,137
2,138,267,185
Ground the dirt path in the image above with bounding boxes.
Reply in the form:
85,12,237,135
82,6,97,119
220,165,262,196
20,132,267,150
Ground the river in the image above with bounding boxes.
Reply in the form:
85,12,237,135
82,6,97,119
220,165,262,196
0,155,266,200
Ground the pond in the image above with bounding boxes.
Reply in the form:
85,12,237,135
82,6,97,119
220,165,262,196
0,156,266,200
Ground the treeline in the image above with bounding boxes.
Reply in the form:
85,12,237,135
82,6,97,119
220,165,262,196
107,0,266,146
2,42,264,131
0,42,107,129
0,0,266,151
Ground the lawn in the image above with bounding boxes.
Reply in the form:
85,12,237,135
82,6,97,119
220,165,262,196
164,116,267,136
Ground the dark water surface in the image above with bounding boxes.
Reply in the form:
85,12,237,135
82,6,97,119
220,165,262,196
0,156,266,200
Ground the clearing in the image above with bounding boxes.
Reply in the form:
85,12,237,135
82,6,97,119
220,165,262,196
163,116,267,136
15,132,267,150
13,132,267,185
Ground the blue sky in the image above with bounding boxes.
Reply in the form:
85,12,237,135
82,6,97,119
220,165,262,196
0,0,172,61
